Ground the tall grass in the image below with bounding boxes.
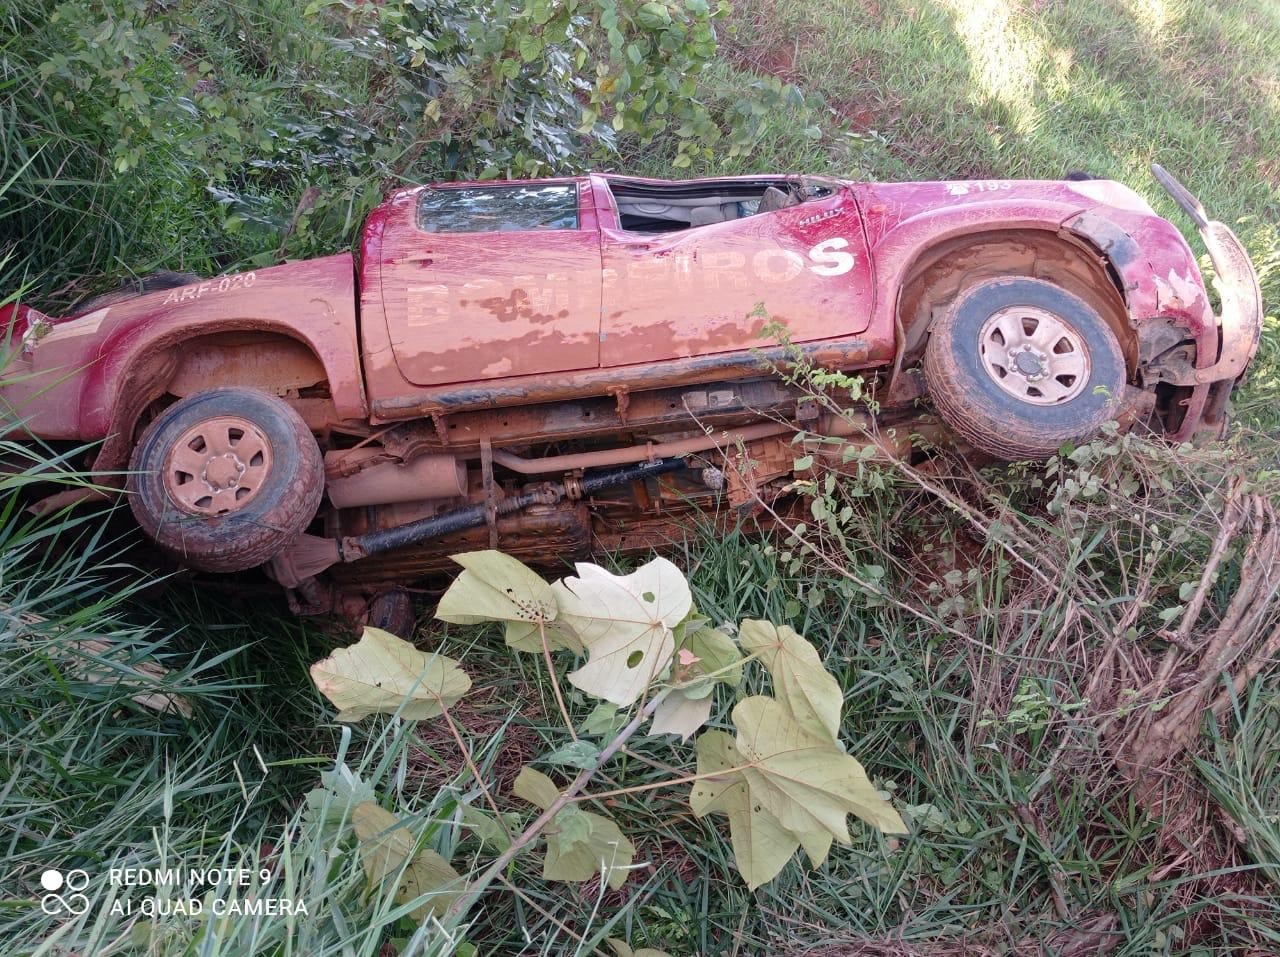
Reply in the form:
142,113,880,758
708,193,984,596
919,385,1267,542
0,0,376,309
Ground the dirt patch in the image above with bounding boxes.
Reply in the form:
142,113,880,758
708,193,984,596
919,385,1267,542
718,0,812,84
408,680,543,794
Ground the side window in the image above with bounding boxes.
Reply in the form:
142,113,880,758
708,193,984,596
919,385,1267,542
416,184,579,233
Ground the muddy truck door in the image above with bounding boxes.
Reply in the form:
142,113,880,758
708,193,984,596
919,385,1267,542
374,178,603,386
592,175,874,366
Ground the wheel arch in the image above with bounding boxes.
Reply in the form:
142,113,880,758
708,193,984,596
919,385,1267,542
922,274,1130,460
893,227,1135,377
126,386,326,572
86,317,364,479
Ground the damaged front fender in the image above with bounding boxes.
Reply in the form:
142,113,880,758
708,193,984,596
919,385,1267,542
1143,164,1263,387
1067,167,1262,391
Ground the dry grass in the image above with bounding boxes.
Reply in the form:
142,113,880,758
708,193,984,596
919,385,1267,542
764,422,1280,953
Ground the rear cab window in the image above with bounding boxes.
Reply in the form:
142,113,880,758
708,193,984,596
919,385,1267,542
416,183,580,233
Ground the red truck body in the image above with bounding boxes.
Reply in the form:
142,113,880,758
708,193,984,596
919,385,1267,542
0,169,1260,618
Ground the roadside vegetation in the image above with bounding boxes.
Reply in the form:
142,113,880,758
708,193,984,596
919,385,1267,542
1,1,1278,955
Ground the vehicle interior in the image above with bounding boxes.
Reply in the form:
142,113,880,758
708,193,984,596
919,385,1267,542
603,176,834,232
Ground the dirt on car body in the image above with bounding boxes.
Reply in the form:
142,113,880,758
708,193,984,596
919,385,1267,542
0,167,1261,621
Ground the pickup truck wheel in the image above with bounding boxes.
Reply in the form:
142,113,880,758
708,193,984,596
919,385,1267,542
924,277,1126,460
127,388,323,572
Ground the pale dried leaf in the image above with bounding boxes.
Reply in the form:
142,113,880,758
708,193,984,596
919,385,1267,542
435,550,557,627
739,620,841,740
68,638,193,717
352,802,461,919
310,627,470,722
689,731,799,889
649,688,713,741
734,695,907,840
557,557,691,706
503,619,582,654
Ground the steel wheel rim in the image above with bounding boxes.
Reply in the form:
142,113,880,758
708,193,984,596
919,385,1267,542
163,415,274,516
978,305,1091,405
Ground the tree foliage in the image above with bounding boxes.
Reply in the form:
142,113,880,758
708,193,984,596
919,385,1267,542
3,0,816,303
319,0,808,175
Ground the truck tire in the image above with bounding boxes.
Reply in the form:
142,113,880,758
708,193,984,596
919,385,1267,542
127,388,323,572
923,276,1126,460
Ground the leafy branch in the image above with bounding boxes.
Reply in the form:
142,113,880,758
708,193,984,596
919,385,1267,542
305,550,907,941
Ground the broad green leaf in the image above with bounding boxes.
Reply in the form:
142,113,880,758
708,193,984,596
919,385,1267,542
556,558,692,706
310,627,470,722
689,731,798,889
435,551,557,629
673,612,711,638
739,620,841,740
459,804,512,853
518,34,543,62
649,688,712,741
637,1,672,28
734,696,907,840
555,804,593,846
679,625,743,695
580,702,623,736
542,739,603,770
352,802,461,919
544,805,634,888
512,767,634,888
302,763,375,825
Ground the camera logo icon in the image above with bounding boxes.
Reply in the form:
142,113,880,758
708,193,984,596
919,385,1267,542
39,869,90,916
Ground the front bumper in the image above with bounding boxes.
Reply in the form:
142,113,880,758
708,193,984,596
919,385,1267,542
1146,163,1263,387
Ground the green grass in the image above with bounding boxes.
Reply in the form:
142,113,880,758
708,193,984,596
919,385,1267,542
2,1,1279,955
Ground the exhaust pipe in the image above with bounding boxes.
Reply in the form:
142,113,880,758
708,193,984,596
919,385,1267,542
324,450,466,507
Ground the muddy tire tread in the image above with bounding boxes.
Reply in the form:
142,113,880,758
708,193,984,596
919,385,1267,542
127,388,323,573
923,277,1127,461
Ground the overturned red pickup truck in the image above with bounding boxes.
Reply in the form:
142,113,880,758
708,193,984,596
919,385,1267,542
0,166,1262,619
